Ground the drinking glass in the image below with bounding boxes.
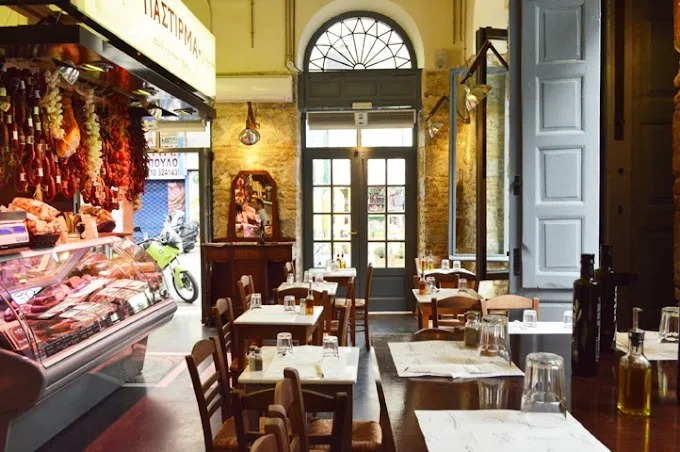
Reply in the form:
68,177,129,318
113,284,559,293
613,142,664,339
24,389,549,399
325,259,334,271
314,273,324,283
563,310,573,329
659,306,679,343
276,332,294,356
459,278,468,290
441,259,450,270
523,309,538,328
283,295,296,312
286,273,295,285
520,352,567,417
479,314,511,363
477,379,508,409
303,271,310,283
322,335,340,359
453,260,462,269
426,276,436,294
250,293,262,309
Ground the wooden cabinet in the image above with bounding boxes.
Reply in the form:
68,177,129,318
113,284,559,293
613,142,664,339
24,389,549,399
200,242,294,323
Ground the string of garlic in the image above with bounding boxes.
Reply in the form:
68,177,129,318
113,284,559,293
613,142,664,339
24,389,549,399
83,88,102,181
41,71,64,140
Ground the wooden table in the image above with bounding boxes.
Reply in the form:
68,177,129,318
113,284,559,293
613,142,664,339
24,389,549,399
411,288,482,329
371,333,679,452
276,281,339,298
309,267,357,287
233,305,325,372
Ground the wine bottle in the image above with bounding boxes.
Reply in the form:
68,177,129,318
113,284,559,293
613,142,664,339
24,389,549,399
596,244,617,353
305,281,314,315
572,253,601,376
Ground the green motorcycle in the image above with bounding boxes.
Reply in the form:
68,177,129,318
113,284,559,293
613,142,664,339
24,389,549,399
134,226,198,303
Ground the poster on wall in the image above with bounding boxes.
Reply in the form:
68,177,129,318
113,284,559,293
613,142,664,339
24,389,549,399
148,153,186,180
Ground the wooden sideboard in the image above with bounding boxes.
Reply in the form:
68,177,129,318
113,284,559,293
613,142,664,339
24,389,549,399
200,241,294,324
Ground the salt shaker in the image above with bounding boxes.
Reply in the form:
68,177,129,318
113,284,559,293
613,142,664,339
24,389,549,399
247,345,257,370
254,347,264,371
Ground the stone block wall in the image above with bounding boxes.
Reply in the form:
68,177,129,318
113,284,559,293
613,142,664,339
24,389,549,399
211,103,301,248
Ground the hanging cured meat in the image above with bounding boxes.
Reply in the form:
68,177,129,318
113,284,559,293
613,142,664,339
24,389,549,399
56,95,80,159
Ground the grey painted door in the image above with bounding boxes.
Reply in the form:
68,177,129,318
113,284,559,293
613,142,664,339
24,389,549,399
520,0,601,297
303,147,417,311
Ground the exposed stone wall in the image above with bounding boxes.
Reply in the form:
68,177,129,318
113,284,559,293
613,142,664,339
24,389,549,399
211,103,300,249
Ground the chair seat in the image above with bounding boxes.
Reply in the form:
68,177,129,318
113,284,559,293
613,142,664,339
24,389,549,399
309,419,382,451
212,417,239,450
334,298,366,309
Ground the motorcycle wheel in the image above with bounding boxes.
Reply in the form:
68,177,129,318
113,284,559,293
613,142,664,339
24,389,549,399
173,270,199,303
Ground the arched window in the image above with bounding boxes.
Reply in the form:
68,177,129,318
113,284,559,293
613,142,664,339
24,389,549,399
305,12,415,72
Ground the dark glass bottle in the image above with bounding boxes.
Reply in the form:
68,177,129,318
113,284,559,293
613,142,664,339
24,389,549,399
572,253,601,376
596,244,616,353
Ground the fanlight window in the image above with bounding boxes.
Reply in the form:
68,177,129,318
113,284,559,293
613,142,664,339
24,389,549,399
307,16,413,72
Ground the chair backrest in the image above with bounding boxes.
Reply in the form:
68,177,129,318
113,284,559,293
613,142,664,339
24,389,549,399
232,387,278,451
363,263,374,305
238,275,256,311
273,287,308,304
185,338,230,451
431,296,482,328
336,305,351,347
481,295,539,317
279,368,351,452
248,418,291,452
212,297,236,382
427,272,460,289
413,328,458,341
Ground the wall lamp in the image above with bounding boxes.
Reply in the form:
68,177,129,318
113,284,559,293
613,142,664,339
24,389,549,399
424,95,449,138
239,101,260,146
457,40,509,121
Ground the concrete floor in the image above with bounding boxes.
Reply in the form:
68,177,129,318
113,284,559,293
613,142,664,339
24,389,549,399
37,257,417,451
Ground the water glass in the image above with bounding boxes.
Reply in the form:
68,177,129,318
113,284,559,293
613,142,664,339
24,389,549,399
276,332,294,356
520,352,567,416
286,273,295,284
314,273,324,283
479,314,511,363
325,259,334,271
563,310,573,329
477,379,508,409
303,271,310,283
441,259,450,269
322,335,340,359
523,309,538,328
426,276,436,294
659,306,679,343
459,278,468,290
453,260,462,269
283,295,296,311
250,293,262,309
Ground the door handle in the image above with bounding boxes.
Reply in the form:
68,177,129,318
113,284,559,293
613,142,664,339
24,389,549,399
349,231,358,236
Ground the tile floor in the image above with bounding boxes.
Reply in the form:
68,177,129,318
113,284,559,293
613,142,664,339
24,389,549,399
37,293,417,452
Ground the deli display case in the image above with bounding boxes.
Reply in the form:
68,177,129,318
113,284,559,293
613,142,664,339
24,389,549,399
0,236,177,451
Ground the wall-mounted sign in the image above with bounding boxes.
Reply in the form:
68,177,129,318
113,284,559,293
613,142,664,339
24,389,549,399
70,0,216,99
148,152,186,180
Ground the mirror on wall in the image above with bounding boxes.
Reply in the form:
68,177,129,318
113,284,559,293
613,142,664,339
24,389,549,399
227,171,280,242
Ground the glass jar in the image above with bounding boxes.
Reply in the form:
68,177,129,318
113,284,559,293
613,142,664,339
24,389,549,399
464,311,482,347
426,276,436,294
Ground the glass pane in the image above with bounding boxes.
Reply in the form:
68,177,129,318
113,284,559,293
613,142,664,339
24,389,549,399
367,215,386,240
387,215,405,240
328,129,357,147
361,128,413,147
368,187,385,212
368,242,386,268
313,214,331,240
333,159,351,185
387,159,405,185
313,187,331,213
333,242,351,266
306,128,329,148
387,187,405,212
367,159,385,185
313,242,332,268
313,159,330,185
333,215,351,240
333,187,351,213
387,242,405,268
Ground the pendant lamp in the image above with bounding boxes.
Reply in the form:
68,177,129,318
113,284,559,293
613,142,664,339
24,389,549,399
239,102,260,146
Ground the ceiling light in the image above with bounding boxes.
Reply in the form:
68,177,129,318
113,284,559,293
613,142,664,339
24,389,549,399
174,107,196,116
80,62,113,72
132,87,158,97
239,101,260,146
148,104,163,119
57,60,79,84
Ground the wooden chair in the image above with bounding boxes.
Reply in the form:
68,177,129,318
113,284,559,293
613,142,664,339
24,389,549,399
272,287,308,305
279,368,376,452
481,295,539,317
431,295,482,329
231,388,279,452
213,297,240,388
427,271,460,289
334,304,351,346
238,275,256,312
186,338,240,451
248,418,293,452
336,264,374,349
413,328,458,341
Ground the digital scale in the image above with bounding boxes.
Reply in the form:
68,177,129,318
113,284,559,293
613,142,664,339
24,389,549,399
0,211,30,250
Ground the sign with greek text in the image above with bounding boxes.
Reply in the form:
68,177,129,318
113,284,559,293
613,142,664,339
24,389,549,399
70,0,216,98
147,153,186,180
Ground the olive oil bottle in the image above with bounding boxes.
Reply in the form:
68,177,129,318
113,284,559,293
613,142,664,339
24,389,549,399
617,308,651,416
572,254,601,376
595,244,617,353
305,281,314,315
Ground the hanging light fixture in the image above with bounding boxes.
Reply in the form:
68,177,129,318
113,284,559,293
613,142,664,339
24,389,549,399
423,96,449,139
458,40,508,116
57,60,80,85
239,101,260,146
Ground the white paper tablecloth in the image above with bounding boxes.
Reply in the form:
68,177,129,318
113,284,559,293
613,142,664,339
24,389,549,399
263,346,352,380
508,321,572,335
615,331,678,361
415,410,609,452
388,341,524,379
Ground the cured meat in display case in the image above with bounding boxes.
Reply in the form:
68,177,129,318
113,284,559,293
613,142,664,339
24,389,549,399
0,236,176,451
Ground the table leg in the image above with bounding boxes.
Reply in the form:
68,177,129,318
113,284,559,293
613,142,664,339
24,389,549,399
236,326,247,373
419,304,430,330
312,318,323,345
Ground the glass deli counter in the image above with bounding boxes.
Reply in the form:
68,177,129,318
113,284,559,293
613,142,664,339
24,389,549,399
0,236,177,451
